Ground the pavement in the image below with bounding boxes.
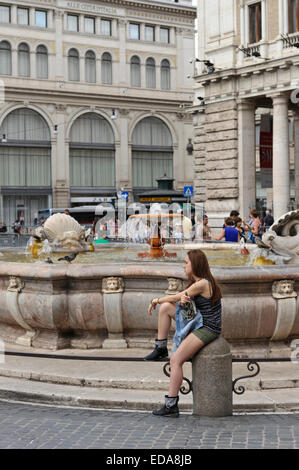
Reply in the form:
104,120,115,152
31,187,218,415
1,401,299,449
0,343,299,414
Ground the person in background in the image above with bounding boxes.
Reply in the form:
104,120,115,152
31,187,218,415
0,221,7,233
202,215,211,240
212,217,240,243
19,211,25,226
182,213,193,241
235,217,247,243
230,210,240,224
13,220,21,235
173,221,183,244
243,209,261,244
260,211,266,227
222,210,240,228
64,209,70,216
263,210,274,228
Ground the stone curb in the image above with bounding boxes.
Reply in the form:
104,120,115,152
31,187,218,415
0,376,299,413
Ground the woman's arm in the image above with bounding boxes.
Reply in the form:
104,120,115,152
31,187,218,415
211,229,225,241
149,280,209,315
243,222,252,232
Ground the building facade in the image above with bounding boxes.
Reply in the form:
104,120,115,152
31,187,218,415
194,0,299,225
0,0,196,227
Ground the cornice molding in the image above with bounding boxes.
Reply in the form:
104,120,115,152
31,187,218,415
63,0,197,17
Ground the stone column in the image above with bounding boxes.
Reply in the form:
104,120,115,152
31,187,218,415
118,19,127,86
192,337,232,417
237,100,256,219
117,109,130,192
54,10,64,81
271,93,290,219
294,113,299,208
11,5,17,24
52,104,70,208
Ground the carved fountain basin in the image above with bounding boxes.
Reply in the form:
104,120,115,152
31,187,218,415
0,262,298,358
1,209,299,356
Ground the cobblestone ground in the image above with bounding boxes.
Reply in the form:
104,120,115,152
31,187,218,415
0,400,299,450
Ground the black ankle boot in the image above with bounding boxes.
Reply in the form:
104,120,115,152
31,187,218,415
144,339,168,361
152,395,179,417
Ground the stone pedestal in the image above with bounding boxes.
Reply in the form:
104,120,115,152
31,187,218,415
192,336,232,417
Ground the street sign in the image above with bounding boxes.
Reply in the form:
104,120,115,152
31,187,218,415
184,186,194,197
121,191,129,201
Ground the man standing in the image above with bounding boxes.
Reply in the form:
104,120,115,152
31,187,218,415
203,215,211,239
263,210,274,228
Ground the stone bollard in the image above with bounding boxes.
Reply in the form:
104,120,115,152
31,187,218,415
192,336,232,417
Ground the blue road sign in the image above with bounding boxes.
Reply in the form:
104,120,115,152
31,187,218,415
184,186,194,197
121,191,129,201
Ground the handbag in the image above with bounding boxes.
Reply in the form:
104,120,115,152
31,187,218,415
179,293,197,321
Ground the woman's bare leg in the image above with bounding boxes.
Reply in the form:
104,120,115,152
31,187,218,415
168,333,205,397
157,302,176,339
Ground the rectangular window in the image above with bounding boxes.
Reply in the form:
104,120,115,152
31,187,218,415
248,2,262,44
160,27,170,44
35,10,47,28
130,23,140,40
18,7,29,25
67,14,79,32
84,16,95,34
101,19,111,36
145,25,155,42
288,0,299,33
0,5,10,23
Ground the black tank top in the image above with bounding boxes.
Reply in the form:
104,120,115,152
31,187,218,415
192,291,222,335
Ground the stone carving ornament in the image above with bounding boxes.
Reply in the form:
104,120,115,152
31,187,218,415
165,278,183,295
272,280,297,299
7,276,24,293
255,209,299,264
33,213,92,252
102,277,124,294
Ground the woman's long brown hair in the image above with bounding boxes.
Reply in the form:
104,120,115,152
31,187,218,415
187,249,222,304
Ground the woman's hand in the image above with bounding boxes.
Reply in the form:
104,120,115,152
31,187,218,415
148,298,159,316
179,291,190,306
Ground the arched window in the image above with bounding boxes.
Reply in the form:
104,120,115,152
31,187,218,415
68,48,79,81
101,52,112,85
69,113,115,187
36,45,48,79
146,58,156,88
0,40,11,75
0,108,51,226
85,50,96,83
130,55,141,87
0,108,51,186
18,43,30,77
132,117,173,188
161,59,170,90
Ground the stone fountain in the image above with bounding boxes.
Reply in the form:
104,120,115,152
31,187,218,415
253,209,299,265
0,210,298,357
28,213,94,258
